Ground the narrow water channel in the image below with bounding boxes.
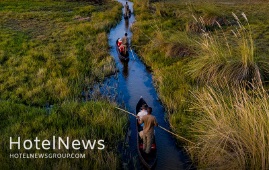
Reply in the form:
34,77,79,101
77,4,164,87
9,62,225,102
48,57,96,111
95,1,193,169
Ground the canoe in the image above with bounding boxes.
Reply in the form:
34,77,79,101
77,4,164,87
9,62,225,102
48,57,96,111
136,97,157,169
116,39,129,62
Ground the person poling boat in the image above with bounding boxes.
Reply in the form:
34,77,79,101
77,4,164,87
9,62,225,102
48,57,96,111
136,97,157,169
116,106,195,144
121,32,129,55
138,107,158,154
116,98,194,168
124,2,131,19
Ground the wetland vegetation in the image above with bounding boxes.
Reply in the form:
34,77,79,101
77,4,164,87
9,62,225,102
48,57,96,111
132,0,269,169
1,0,269,169
0,0,128,169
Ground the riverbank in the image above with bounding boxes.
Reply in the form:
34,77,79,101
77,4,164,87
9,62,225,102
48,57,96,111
131,0,269,169
0,0,128,169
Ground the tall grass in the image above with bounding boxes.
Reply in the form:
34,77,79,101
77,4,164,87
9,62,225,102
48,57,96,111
188,85,269,169
186,13,269,86
132,0,269,168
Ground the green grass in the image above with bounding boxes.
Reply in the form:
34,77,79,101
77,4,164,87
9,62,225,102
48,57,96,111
0,0,122,106
0,100,128,169
132,0,269,168
0,0,128,169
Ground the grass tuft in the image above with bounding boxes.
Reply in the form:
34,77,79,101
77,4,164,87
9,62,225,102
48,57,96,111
186,13,267,86
189,85,269,169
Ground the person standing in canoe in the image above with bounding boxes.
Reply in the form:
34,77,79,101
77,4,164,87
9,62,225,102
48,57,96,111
139,107,158,154
124,2,130,18
121,33,129,55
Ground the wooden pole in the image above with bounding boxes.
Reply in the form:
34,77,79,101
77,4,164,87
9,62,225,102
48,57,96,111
158,125,194,144
115,107,137,117
115,107,195,144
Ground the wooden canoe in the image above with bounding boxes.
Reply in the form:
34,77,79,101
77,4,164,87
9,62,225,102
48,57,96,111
136,97,157,169
116,39,129,62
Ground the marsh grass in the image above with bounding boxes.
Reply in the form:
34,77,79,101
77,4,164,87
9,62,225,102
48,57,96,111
186,13,268,86
188,85,269,169
0,0,122,106
0,100,128,169
132,0,269,167
0,0,128,169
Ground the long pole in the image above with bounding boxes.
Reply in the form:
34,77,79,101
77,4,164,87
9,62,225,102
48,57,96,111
115,107,137,117
115,107,195,144
158,125,194,144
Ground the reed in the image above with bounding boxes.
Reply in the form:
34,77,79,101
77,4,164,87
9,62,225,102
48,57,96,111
188,85,269,169
186,13,267,86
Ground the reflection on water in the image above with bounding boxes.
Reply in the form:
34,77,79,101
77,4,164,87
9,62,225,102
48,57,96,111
125,18,129,31
122,62,129,78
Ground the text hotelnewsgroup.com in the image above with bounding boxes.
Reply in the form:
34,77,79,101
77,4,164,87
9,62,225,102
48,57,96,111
10,153,86,159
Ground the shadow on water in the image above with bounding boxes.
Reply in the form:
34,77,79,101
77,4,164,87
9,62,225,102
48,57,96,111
90,0,195,169
122,62,129,79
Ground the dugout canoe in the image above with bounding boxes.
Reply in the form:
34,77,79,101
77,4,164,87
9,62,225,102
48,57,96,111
136,97,157,169
116,39,129,62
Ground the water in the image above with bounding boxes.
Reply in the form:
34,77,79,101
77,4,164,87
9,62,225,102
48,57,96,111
93,1,194,169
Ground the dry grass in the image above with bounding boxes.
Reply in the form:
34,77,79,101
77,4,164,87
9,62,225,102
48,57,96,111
189,85,269,169
186,13,267,86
